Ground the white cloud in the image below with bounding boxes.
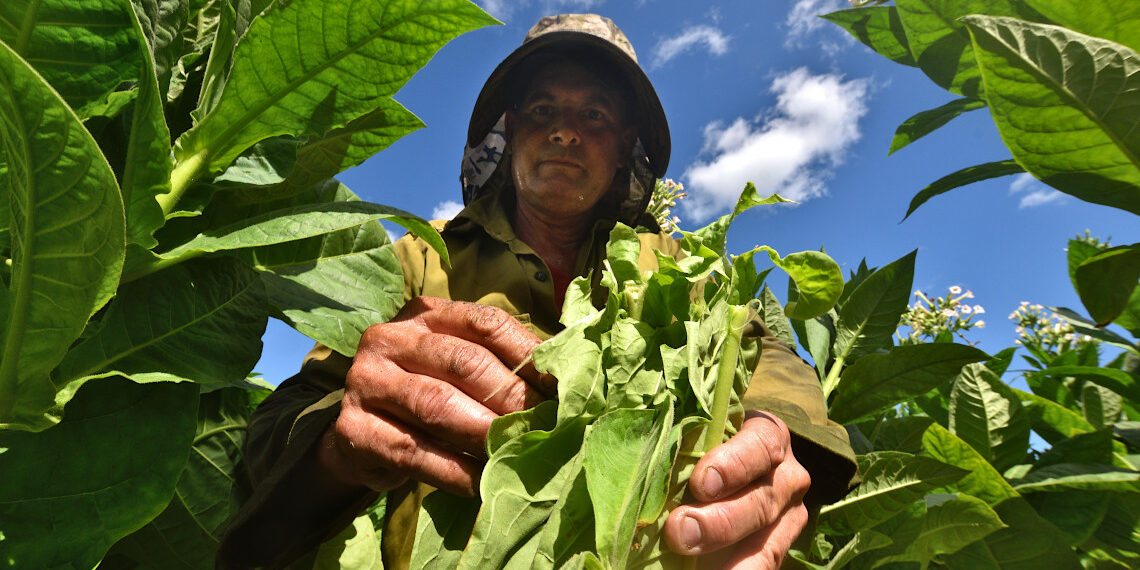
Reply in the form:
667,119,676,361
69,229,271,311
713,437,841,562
785,0,850,52
651,25,730,69
1009,173,1065,208
432,200,465,221
479,0,605,21
681,68,871,221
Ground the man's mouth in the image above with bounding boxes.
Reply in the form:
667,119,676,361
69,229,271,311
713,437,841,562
541,157,582,169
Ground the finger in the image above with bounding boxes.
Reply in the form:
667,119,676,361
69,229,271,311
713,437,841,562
689,411,789,502
334,406,481,497
351,368,497,455
664,457,810,555
722,503,809,570
406,297,557,395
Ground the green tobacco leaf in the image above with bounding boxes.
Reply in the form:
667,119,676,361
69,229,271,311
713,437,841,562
1023,0,1140,53
1113,286,1140,338
1083,383,1122,428
1094,493,1140,553
760,285,796,348
889,97,986,155
902,159,1024,221
1024,490,1109,546
532,456,595,569
606,224,644,288
986,346,1018,376
411,491,481,570
237,182,409,357
894,0,1002,96
1067,237,1105,293
172,0,497,186
1035,429,1115,469
1011,463,1140,494
107,384,272,567
538,316,607,425
55,257,267,390
0,0,142,113
1037,365,1140,403
921,422,1020,506
945,497,1083,570
828,343,988,424
130,0,189,97
823,529,892,570
822,6,916,66
905,494,1007,567
195,0,236,120
1050,307,1138,352
833,250,915,364
963,15,1140,216
0,41,126,431
1074,244,1140,327
123,1,174,249
457,420,587,570
949,364,1031,472
1015,388,1096,445
758,247,842,320
157,200,444,265
818,451,968,535
584,407,673,569
0,378,198,569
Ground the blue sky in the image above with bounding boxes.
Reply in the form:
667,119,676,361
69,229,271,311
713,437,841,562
255,0,1139,384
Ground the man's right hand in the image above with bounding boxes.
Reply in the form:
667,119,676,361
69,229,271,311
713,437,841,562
318,296,553,498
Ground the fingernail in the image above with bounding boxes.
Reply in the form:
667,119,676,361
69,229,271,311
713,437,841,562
681,516,702,550
704,466,724,499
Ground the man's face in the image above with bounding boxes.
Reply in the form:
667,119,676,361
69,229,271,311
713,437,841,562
506,61,637,222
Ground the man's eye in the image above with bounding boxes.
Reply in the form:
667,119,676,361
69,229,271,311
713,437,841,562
584,109,605,121
530,105,553,117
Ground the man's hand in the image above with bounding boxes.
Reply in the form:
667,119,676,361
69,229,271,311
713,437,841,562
664,411,811,569
320,297,553,498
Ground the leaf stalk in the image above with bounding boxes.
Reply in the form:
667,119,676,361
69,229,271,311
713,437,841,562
701,305,750,453
161,149,209,216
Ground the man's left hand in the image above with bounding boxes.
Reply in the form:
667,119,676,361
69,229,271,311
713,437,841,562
663,411,811,569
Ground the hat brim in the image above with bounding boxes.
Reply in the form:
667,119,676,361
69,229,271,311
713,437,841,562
467,31,670,178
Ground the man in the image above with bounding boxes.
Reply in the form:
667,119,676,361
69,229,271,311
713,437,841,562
219,14,856,569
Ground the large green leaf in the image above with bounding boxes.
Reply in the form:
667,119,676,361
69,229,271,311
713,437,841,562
921,422,1020,506
902,159,1024,221
833,249,915,364
963,16,1140,216
758,246,843,320
1015,388,1097,444
944,497,1084,570
122,0,175,249
818,451,969,535
1093,492,1140,554
130,0,189,97
155,200,444,265
827,343,988,424
410,491,481,570
822,6,916,67
1050,307,1138,353
170,0,497,190
948,363,1031,472
889,96,986,155
0,378,199,569
878,494,1008,568
106,384,272,568
1010,463,1140,494
0,0,142,113
1024,490,1110,546
1037,365,1140,403
54,257,267,390
0,41,126,431
1074,244,1140,327
893,0,1009,96
1023,0,1140,53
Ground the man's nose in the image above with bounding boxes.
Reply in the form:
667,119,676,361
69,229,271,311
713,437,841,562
548,110,580,146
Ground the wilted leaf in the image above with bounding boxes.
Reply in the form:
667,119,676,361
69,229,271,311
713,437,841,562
0,41,125,431
963,15,1140,216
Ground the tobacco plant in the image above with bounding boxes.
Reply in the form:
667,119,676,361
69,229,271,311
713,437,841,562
777,1,1140,568
0,0,496,567
409,185,845,569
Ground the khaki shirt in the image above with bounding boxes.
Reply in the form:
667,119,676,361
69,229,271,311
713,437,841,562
223,188,857,569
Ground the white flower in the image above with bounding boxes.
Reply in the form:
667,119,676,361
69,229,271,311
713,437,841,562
976,320,985,328
973,305,985,314
949,285,962,295
942,308,958,317
963,290,975,299
960,305,972,315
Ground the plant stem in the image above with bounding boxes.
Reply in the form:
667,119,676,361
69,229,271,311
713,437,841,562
820,354,846,400
159,149,209,216
701,305,750,453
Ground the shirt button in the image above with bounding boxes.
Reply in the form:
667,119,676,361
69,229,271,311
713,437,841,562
534,271,548,282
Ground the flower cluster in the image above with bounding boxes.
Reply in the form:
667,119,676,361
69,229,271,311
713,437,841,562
898,286,986,345
1008,302,1096,355
648,178,687,234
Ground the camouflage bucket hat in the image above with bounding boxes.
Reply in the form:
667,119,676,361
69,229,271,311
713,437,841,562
463,13,670,205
